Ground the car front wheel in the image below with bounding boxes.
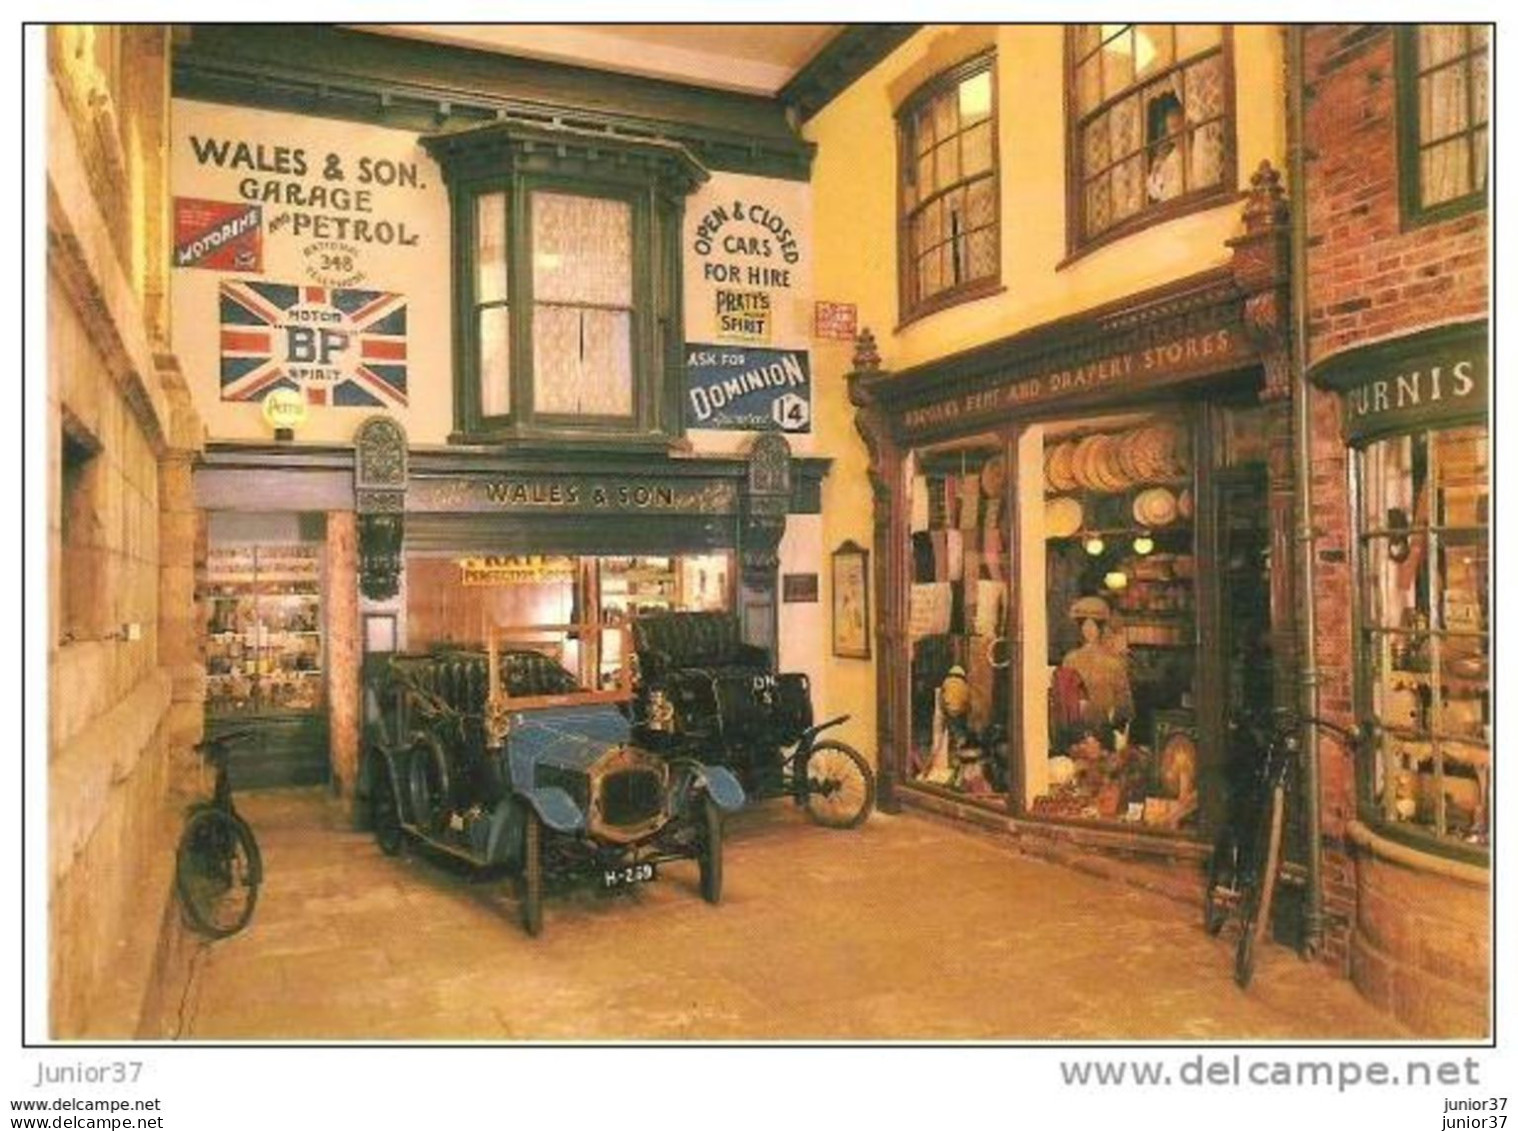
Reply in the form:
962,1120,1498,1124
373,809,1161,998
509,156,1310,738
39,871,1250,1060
697,795,723,905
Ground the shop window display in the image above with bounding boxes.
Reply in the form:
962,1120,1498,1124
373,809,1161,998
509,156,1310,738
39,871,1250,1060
905,438,1012,800
1034,413,1199,828
1357,424,1489,849
205,545,325,716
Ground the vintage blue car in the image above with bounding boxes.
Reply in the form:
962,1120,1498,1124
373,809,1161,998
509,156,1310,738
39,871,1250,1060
361,624,745,935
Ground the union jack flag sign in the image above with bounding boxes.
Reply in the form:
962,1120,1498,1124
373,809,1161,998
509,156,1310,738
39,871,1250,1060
219,281,409,407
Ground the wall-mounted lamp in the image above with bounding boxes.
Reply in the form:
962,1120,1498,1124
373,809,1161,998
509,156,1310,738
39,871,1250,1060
262,387,308,443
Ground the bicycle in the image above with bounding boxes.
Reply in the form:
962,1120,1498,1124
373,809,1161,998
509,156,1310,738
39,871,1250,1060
1204,711,1359,987
175,728,263,938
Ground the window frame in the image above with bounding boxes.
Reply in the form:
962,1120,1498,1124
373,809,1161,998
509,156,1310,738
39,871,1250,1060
894,51,1003,327
1395,25,1490,230
1062,25,1239,262
1349,417,1489,867
426,122,701,449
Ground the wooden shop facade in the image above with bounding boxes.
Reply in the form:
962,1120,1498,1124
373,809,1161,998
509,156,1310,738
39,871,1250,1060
848,168,1299,865
174,25,836,793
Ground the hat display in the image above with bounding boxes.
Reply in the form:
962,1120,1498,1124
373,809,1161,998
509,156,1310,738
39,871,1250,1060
1069,595,1112,622
1045,495,1083,538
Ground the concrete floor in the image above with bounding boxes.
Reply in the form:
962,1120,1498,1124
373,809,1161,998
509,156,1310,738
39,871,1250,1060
170,788,1407,1041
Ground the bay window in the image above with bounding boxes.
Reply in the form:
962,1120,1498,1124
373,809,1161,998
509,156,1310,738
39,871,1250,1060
424,122,705,446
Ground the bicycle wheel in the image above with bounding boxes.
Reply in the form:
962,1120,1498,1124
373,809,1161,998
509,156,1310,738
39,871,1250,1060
801,740,875,829
1235,781,1285,989
176,808,262,939
1203,825,1237,937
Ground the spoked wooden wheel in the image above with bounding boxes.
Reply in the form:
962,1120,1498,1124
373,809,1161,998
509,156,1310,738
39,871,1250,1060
520,812,544,938
697,795,723,904
371,758,405,857
801,741,875,829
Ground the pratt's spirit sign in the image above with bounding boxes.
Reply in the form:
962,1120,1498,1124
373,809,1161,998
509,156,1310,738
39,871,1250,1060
684,172,812,432
458,556,577,586
900,326,1248,435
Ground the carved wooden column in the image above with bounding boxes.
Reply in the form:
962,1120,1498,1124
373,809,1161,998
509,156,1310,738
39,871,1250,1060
1228,161,1297,714
847,330,905,813
739,432,792,654
354,416,408,601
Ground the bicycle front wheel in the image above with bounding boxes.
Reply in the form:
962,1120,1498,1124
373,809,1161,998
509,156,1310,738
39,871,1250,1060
1235,781,1285,989
801,740,875,829
176,808,262,939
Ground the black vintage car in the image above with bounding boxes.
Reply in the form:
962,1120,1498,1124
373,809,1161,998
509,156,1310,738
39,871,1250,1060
629,611,875,828
361,623,745,936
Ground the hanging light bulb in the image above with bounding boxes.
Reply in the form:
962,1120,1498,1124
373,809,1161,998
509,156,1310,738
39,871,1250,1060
1133,531,1155,556
1083,533,1105,556
1104,570,1129,591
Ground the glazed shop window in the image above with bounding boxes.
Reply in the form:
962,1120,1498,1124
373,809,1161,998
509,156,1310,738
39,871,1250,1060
1035,414,1200,830
1066,25,1234,252
905,437,1013,801
896,54,999,322
1357,425,1488,852
1397,26,1489,224
423,122,700,447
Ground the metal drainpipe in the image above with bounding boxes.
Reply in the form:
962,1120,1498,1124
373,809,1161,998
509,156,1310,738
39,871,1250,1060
1287,25,1325,957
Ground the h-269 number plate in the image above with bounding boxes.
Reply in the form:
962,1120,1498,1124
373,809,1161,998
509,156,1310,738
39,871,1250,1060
601,862,657,890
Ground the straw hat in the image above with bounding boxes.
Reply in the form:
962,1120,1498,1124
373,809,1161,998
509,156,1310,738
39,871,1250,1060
1069,596,1112,622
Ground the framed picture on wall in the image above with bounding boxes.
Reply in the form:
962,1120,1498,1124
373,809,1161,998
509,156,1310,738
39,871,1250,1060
831,540,871,660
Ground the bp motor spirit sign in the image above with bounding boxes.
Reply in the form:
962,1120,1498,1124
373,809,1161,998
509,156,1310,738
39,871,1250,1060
219,280,408,407
685,345,811,433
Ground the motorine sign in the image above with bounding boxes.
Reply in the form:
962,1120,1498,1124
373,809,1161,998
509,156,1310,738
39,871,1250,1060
174,198,263,272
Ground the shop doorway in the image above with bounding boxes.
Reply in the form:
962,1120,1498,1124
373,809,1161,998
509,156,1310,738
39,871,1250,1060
203,512,332,789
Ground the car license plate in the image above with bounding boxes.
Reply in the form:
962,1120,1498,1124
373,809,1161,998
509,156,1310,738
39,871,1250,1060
601,862,657,890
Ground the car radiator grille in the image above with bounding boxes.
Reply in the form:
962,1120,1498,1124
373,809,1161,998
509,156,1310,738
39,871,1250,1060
599,769,664,829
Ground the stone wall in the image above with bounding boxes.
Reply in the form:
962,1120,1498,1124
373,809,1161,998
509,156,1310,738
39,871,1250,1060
1301,24,1489,1032
48,26,203,1038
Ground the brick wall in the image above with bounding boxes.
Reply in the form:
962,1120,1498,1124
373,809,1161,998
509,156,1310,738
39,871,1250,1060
1303,25,1488,367
1301,23,1489,1028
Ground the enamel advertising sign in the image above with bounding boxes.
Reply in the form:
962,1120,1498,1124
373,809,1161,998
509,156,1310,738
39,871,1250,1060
684,172,812,433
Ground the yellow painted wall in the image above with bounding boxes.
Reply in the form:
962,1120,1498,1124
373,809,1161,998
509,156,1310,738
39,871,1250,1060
804,24,1286,769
